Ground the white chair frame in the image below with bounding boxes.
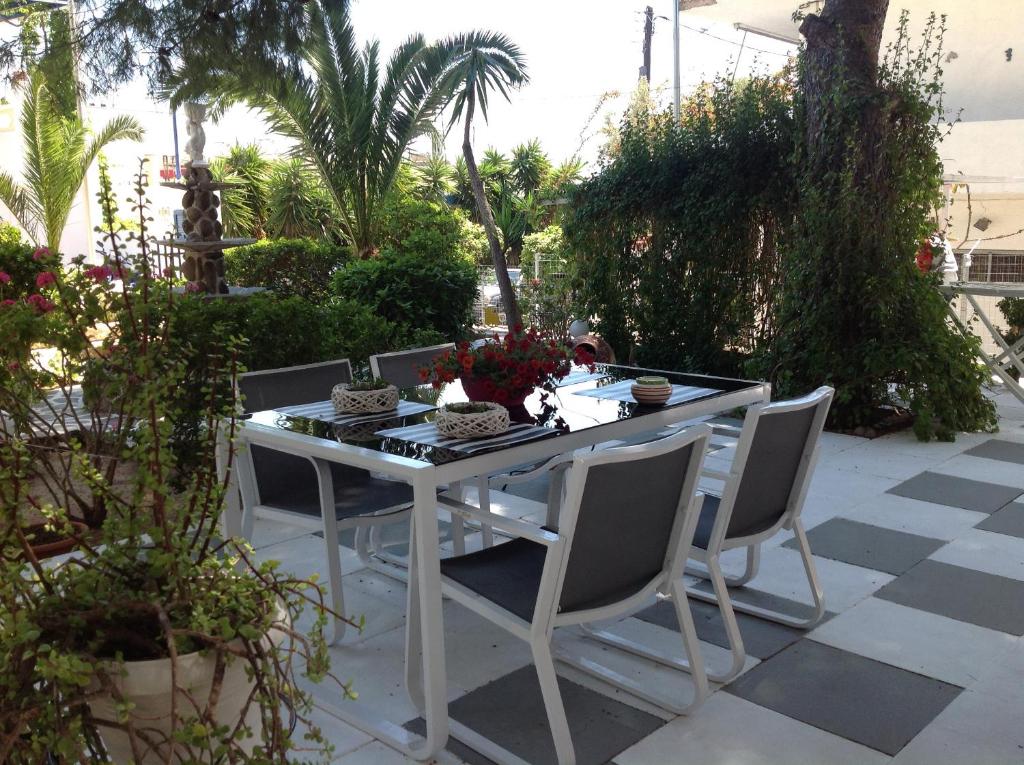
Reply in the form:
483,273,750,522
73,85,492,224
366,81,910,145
414,426,713,765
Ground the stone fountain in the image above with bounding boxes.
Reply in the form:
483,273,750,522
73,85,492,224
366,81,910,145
159,102,255,294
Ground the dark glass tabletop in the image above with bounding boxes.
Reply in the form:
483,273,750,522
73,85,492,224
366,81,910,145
247,364,761,466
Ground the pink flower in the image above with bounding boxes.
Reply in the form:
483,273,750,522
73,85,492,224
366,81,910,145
84,265,113,282
0,271,10,284
35,271,56,288
162,267,175,278
25,293,55,314
32,247,51,261
7,361,20,371
1,299,16,307
184,281,202,293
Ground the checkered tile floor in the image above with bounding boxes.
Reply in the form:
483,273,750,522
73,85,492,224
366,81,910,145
254,389,1024,764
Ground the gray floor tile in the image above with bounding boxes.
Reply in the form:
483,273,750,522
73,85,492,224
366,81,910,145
887,471,1021,514
689,578,828,623
782,517,946,575
875,559,1024,635
964,439,1024,465
724,639,962,756
406,665,664,765
975,502,1024,540
635,598,834,660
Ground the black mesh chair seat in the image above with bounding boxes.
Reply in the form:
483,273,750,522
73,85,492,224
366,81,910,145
440,538,548,621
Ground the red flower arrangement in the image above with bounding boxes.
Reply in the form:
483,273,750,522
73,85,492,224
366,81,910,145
915,238,934,273
420,325,596,406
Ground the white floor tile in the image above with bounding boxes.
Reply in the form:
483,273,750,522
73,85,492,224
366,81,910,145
295,704,373,761
744,545,894,612
255,533,365,583
333,739,466,764
842,493,988,541
933,454,1024,490
809,598,1018,687
613,693,889,765
929,528,1024,581
250,517,315,548
892,687,1024,764
441,602,533,691
821,447,938,480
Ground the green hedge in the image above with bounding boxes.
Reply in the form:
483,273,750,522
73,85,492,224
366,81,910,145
223,238,349,301
331,251,477,341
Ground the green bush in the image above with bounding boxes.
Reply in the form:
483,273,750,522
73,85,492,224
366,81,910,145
520,224,568,279
380,195,487,263
224,238,349,301
999,297,1024,337
332,251,477,340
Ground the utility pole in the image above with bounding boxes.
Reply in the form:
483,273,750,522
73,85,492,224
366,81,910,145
672,0,681,119
640,6,654,82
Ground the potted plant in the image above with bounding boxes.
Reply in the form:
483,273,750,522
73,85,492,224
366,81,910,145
0,169,346,764
420,325,594,412
331,376,399,413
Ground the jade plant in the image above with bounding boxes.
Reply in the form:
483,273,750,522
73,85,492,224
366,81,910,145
0,167,350,763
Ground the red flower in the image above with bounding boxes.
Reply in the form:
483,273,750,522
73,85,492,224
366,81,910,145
35,271,56,288
84,265,114,282
1,299,15,307
32,247,51,261
25,293,55,314
493,389,509,404
0,271,10,284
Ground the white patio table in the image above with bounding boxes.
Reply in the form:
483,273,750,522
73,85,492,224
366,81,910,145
217,363,769,761
941,281,1024,404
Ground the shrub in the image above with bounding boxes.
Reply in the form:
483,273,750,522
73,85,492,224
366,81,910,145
380,195,487,263
0,224,56,301
565,73,795,375
520,224,568,279
999,297,1024,343
224,238,349,301
332,251,477,340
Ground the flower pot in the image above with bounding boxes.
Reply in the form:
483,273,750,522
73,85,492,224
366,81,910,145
436,402,510,439
460,374,532,408
331,383,399,413
87,605,288,764
631,376,672,406
22,521,89,560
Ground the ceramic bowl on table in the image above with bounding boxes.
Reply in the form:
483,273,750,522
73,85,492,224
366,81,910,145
630,376,672,406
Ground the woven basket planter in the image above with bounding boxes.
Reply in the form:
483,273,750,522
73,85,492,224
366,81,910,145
435,402,510,439
331,383,399,414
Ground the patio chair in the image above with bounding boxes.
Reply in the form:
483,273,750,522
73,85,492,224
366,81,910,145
367,343,486,557
585,387,834,684
369,342,455,388
420,426,712,765
237,359,416,644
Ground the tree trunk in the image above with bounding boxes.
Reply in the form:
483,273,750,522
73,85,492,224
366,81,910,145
462,91,522,329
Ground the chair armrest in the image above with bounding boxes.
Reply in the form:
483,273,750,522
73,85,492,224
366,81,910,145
437,495,560,546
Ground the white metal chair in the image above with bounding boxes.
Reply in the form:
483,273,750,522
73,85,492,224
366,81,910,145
585,387,834,685
236,359,416,644
414,426,712,765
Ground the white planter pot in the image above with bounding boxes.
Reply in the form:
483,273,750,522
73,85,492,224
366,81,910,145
88,606,288,764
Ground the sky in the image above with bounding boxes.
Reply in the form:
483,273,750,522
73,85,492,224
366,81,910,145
65,0,796,171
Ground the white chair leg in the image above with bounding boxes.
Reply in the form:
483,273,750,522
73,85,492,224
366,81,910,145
703,553,746,683
722,544,760,587
531,637,576,765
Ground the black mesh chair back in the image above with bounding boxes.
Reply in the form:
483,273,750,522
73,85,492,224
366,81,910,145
726,393,827,540
370,344,454,389
238,359,354,515
239,359,353,414
558,441,698,615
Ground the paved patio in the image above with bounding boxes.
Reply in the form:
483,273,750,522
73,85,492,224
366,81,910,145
258,390,1024,764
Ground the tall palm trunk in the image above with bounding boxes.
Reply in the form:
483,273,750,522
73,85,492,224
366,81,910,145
462,90,522,329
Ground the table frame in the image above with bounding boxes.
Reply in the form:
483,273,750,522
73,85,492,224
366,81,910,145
217,378,770,761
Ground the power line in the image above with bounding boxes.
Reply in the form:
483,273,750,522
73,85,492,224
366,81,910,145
678,22,795,57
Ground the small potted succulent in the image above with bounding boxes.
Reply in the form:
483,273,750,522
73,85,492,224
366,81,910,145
435,401,510,439
631,375,672,406
331,376,399,413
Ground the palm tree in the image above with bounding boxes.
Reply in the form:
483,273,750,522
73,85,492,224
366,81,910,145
413,152,455,202
178,2,465,258
0,74,143,251
266,157,335,239
210,143,270,238
442,32,529,329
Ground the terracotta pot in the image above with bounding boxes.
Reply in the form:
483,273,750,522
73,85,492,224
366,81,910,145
460,374,532,408
22,521,89,560
88,603,288,764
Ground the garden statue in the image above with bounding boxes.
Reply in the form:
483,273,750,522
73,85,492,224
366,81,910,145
158,102,254,294
183,101,208,166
